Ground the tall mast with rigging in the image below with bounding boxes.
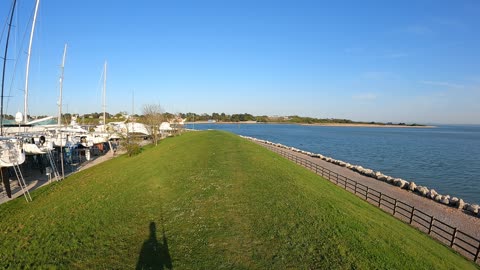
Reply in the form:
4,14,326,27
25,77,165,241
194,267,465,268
103,61,107,131
58,44,67,126
24,0,40,124
0,0,17,136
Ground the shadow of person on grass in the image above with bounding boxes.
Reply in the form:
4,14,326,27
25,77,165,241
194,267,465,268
136,222,173,270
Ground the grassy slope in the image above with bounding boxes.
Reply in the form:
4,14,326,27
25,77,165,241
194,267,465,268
0,131,477,269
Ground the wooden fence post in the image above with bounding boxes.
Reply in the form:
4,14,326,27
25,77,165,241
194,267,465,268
365,186,369,200
409,207,415,224
475,242,480,263
378,193,382,207
393,199,397,215
428,216,433,234
450,228,457,247
354,181,357,194
343,177,347,189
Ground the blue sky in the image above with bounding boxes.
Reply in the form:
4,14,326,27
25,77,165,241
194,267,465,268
1,0,479,124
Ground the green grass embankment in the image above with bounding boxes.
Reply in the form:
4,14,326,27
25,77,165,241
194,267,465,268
0,131,477,269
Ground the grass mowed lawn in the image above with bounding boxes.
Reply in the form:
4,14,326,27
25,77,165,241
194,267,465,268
0,131,477,269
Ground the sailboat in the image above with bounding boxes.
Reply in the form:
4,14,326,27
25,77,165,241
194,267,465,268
92,61,126,139
0,0,26,165
85,61,110,144
93,62,150,139
0,0,30,201
15,0,50,156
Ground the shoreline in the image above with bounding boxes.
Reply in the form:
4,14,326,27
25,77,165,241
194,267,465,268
301,123,435,128
187,121,435,128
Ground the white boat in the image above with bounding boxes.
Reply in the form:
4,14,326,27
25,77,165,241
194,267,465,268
160,122,173,132
0,0,41,202
126,122,151,137
20,135,52,155
0,138,26,167
37,116,109,148
97,121,151,138
0,0,32,167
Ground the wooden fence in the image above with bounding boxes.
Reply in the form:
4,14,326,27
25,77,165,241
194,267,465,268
264,144,480,264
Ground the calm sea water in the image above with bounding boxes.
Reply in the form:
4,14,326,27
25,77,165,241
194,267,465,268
188,123,480,205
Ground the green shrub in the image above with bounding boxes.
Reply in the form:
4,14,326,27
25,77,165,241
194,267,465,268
124,141,141,156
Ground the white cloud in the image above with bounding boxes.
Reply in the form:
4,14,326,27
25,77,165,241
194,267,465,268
421,80,464,89
404,25,433,35
361,71,392,80
466,75,480,84
352,93,377,101
384,52,408,59
344,47,363,54
433,19,467,31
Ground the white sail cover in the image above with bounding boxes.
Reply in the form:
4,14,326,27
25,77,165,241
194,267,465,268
0,138,26,167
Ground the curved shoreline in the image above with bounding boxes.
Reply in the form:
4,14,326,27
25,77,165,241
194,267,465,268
241,136,480,232
300,123,436,128
187,121,435,128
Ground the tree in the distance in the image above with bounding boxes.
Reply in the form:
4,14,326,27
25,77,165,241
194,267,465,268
142,104,164,145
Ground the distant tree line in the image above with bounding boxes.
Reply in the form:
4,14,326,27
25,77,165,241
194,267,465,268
178,113,257,122
177,113,423,126
20,111,423,127
177,112,359,124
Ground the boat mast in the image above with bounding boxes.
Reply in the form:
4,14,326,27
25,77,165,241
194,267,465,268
0,0,17,136
24,0,40,124
59,45,67,181
58,44,67,126
58,45,67,181
132,89,135,116
103,61,107,131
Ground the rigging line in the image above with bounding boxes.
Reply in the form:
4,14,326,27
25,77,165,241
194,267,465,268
32,1,43,107
0,1,16,45
5,3,38,114
1,0,17,136
95,65,105,110
13,0,17,63
24,0,40,122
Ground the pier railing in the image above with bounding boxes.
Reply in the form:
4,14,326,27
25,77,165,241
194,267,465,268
263,144,480,264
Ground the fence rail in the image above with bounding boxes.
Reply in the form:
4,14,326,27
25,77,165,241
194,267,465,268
263,144,480,264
